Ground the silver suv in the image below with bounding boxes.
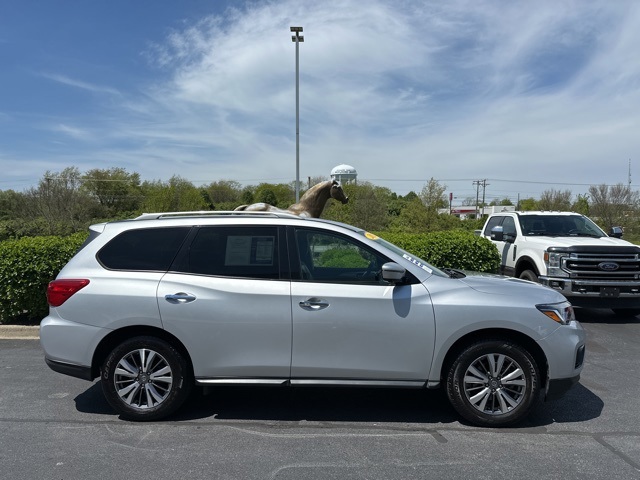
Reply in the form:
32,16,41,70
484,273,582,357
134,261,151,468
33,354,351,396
40,211,585,427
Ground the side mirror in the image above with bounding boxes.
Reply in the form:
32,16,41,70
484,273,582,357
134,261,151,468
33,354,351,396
610,226,623,238
491,225,515,243
490,225,504,241
381,262,406,284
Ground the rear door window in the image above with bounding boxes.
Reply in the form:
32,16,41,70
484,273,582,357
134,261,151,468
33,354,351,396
175,226,283,280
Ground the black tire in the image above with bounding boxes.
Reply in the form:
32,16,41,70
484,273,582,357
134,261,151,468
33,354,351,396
612,308,640,317
519,269,539,283
446,339,541,427
101,336,192,421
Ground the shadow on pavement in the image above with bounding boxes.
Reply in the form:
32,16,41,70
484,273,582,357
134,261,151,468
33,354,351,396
75,379,603,428
74,382,115,416
575,307,640,325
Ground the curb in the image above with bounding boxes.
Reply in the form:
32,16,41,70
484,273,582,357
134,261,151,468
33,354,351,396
0,325,40,339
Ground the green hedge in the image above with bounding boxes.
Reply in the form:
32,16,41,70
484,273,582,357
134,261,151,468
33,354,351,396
0,232,88,323
377,230,500,273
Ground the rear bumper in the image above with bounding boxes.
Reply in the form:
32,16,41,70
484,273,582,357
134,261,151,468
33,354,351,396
40,314,108,380
45,357,94,381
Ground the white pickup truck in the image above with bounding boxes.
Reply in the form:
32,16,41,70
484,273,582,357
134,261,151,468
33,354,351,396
481,211,640,315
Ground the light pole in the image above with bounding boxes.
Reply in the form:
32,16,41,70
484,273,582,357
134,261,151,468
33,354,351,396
290,26,304,202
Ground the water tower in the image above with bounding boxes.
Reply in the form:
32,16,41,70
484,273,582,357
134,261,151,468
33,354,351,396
330,164,358,185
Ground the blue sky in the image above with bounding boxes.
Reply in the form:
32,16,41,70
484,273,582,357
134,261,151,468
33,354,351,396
1,0,639,204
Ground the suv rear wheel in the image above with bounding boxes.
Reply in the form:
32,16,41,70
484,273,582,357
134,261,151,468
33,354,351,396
101,336,192,421
446,339,540,427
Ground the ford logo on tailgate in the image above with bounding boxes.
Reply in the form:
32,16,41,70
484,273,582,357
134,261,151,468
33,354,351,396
599,262,620,271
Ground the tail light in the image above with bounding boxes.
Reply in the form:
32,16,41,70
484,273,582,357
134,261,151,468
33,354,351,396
47,279,90,307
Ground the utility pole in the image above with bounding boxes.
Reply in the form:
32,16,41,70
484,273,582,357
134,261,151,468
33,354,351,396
290,26,304,202
473,180,481,218
481,179,489,212
628,159,632,206
472,179,488,218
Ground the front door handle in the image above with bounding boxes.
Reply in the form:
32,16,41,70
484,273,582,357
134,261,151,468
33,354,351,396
165,293,196,304
299,297,330,311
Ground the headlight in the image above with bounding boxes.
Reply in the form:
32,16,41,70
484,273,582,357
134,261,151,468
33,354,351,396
544,251,569,277
536,301,575,325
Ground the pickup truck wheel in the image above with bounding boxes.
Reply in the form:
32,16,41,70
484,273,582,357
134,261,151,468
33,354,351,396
101,336,192,421
519,270,539,283
446,339,540,427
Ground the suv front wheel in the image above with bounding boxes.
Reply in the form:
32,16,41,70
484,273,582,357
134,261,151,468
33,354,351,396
446,339,540,427
101,336,192,421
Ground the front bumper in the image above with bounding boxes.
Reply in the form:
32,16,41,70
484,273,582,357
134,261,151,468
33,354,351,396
538,320,586,400
546,374,581,401
540,276,640,308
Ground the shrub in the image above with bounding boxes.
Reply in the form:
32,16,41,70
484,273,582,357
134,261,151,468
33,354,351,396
318,247,370,268
0,232,88,324
377,230,500,273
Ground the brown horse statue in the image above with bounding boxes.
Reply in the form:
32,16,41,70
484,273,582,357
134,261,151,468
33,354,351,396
234,180,349,218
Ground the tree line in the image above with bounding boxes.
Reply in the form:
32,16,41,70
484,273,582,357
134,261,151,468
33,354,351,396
0,166,637,241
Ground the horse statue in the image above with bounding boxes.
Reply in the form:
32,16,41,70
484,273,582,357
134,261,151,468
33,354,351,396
234,180,349,218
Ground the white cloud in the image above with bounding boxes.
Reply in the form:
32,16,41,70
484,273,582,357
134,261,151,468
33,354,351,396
41,73,122,96
49,123,94,141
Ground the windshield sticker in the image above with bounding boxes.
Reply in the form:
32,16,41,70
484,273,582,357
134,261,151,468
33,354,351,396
365,232,379,240
403,254,432,273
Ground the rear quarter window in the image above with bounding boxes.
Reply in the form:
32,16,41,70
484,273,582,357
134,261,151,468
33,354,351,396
97,227,190,271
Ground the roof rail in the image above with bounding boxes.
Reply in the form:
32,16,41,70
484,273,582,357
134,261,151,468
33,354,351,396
134,210,302,221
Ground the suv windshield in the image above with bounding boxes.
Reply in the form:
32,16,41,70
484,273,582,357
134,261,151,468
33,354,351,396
519,215,606,238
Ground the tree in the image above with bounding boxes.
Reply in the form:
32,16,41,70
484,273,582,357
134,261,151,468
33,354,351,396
419,178,448,210
388,191,419,218
490,197,514,206
23,167,97,235
0,189,24,220
253,183,295,208
518,198,537,211
323,182,391,231
588,183,637,230
141,176,208,212
571,194,590,215
82,167,143,216
0,189,35,240
349,183,392,231
538,189,572,211
388,196,432,233
203,180,243,210
257,189,278,206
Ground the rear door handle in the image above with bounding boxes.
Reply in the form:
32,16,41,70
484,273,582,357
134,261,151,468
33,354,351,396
299,297,330,311
165,293,196,304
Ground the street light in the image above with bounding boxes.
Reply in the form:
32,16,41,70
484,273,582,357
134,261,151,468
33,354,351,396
291,26,304,202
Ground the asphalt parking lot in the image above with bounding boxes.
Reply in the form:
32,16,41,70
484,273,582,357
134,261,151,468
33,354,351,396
1,308,639,480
